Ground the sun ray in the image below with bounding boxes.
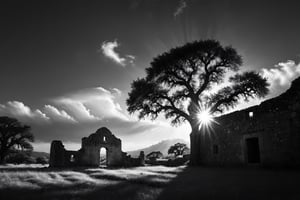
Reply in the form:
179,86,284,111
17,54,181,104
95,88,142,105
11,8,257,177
196,108,218,133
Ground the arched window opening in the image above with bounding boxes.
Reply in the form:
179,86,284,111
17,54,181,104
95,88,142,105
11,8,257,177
70,154,75,162
99,147,107,167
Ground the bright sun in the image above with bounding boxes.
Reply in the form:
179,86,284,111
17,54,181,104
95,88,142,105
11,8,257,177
197,110,213,128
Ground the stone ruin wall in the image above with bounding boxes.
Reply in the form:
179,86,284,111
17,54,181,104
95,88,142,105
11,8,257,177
79,128,123,166
198,77,300,167
49,127,144,167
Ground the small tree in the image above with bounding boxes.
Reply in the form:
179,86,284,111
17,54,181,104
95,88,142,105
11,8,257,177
168,143,189,157
0,116,34,164
146,151,163,161
127,40,269,165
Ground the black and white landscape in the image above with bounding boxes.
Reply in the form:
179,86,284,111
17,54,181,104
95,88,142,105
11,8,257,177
0,0,300,199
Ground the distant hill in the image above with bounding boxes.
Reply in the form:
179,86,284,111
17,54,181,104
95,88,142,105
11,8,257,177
127,139,189,157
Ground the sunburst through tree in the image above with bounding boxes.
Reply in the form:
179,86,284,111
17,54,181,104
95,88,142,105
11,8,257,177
127,40,269,165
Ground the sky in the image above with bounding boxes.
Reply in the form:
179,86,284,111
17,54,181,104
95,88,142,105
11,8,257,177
1,0,300,152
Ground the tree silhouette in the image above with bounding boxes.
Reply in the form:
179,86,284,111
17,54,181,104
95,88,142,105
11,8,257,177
0,116,34,164
127,40,269,165
146,151,163,161
168,143,189,157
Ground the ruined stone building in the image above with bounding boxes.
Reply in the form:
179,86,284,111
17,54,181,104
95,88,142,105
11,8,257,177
49,127,144,167
197,77,300,167
50,78,300,168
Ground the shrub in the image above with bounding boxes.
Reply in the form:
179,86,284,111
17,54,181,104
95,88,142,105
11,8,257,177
36,156,48,164
5,151,35,164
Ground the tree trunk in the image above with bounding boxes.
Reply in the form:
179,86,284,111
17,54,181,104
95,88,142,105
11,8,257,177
189,123,202,166
0,147,8,164
0,153,6,164
188,101,202,165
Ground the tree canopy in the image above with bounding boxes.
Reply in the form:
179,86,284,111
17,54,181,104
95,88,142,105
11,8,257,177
127,40,269,128
168,143,189,157
146,151,163,160
0,116,34,163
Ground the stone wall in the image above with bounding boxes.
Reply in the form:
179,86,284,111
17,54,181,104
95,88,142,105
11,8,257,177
49,141,79,167
123,151,145,167
49,127,144,167
79,127,123,167
197,77,300,167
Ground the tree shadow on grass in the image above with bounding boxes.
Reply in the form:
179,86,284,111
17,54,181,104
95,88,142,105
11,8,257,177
156,166,300,200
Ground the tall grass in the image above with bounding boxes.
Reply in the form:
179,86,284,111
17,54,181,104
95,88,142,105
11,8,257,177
0,165,185,200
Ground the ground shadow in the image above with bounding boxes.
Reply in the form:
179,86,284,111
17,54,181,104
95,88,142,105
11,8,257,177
0,181,161,200
156,166,300,200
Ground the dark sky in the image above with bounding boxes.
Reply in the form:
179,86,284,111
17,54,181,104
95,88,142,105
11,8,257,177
1,0,300,152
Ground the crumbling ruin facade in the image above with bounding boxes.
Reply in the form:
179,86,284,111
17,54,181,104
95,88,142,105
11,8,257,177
50,127,144,167
194,77,300,167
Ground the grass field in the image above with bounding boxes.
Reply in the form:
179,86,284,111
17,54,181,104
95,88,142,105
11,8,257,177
1,164,300,200
0,164,184,200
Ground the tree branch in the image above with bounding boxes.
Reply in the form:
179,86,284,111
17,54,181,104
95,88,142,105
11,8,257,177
196,61,228,97
169,71,195,95
158,94,192,123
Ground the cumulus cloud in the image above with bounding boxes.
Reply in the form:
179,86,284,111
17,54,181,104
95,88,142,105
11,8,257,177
261,60,300,97
31,113,160,150
56,99,101,122
0,86,127,125
101,40,135,67
126,55,136,65
45,86,164,143
174,0,187,17
55,87,128,121
0,87,171,151
111,88,122,95
0,101,49,122
231,60,300,112
44,105,77,123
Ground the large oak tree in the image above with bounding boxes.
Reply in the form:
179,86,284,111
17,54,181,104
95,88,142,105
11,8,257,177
127,40,269,165
0,116,34,164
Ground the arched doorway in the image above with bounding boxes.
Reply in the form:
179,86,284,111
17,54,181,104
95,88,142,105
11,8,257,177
99,147,107,167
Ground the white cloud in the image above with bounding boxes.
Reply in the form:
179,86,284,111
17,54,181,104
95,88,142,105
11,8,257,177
95,87,111,94
126,55,136,64
261,60,300,97
115,103,122,111
174,0,187,17
101,40,126,66
101,40,135,67
0,101,49,122
230,60,300,113
0,87,180,150
44,105,77,123
35,109,49,120
56,98,101,122
54,87,128,122
111,88,122,95
6,101,31,116
126,55,135,60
